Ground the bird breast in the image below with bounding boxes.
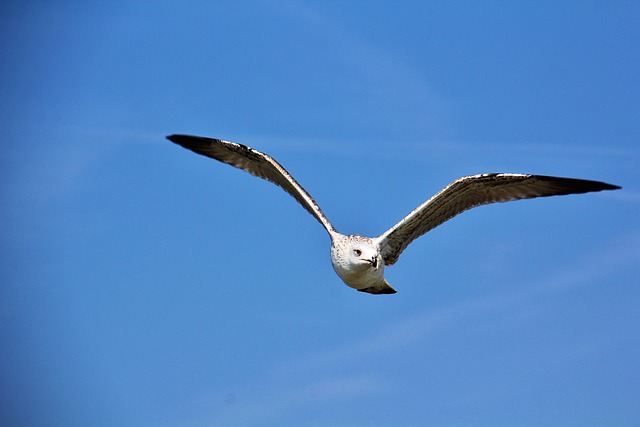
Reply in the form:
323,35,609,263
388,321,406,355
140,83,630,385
330,244,385,290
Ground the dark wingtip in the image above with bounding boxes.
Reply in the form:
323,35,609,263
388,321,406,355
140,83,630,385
166,134,193,145
585,180,621,192
534,175,622,194
578,178,621,191
603,183,622,191
166,134,185,146
166,134,216,152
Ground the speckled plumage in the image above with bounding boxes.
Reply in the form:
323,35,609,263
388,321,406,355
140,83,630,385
167,134,620,295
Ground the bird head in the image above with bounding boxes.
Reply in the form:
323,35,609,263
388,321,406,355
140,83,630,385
330,234,384,286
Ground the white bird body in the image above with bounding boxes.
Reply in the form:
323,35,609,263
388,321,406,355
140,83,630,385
330,234,390,293
167,134,620,295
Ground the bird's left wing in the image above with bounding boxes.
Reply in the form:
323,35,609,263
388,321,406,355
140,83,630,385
167,134,337,236
376,173,620,266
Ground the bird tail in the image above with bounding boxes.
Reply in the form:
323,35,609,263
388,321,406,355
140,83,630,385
358,279,397,295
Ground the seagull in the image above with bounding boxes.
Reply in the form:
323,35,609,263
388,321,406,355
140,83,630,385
167,134,620,295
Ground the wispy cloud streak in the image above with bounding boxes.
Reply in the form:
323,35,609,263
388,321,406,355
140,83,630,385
181,232,639,427
275,231,640,376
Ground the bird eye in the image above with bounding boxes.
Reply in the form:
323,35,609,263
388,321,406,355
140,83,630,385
353,249,362,257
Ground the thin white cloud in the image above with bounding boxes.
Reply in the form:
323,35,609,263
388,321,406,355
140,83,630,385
173,230,638,427
272,0,452,132
273,230,640,377
606,188,640,204
415,139,640,159
182,374,385,427
4,127,163,205
4,143,97,204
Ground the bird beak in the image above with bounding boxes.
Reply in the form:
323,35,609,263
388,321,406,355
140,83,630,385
360,256,379,269
368,257,378,269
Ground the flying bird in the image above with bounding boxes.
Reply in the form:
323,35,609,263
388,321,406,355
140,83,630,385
167,134,620,295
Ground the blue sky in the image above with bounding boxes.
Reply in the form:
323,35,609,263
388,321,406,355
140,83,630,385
2,1,639,426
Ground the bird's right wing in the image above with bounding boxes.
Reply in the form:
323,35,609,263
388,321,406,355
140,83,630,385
376,173,620,266
167,134,337,236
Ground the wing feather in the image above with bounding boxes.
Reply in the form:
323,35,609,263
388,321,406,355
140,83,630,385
376,173,620,265
167,134,337,235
